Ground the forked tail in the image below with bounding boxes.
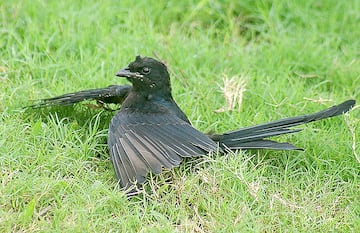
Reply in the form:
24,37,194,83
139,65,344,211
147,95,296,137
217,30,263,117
211,100,356,150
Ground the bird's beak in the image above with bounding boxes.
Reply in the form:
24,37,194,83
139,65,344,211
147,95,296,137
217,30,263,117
115,68,144,79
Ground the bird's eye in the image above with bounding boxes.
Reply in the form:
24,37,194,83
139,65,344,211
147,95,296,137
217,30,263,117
142,67,151,74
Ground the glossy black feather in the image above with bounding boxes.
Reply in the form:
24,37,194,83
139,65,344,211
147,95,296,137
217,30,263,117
28,85,131,108
214,100,355,149
108,110,219,188
225,139,302,150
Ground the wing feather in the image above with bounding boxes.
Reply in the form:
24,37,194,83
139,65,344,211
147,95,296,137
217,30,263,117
129,123,183,165
120,136,159,176
124,132,163,174
108,111,219,188
112,144,132,186
126,131,177,168
28,85,131,108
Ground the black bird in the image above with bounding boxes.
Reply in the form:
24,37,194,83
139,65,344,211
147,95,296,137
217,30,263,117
30,56,356,191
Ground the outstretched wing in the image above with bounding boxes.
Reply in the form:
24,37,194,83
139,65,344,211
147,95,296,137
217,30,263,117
108,110,219,188
28,85,132,108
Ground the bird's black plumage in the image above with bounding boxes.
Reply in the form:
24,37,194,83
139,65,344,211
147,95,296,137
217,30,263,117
210,99,356,150
28,56,356,192
28,85,131,108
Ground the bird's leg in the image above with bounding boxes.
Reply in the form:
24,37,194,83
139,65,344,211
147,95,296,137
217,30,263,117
83,100,111,111
83,100,104,110
83,100,119,111
100,101,120,111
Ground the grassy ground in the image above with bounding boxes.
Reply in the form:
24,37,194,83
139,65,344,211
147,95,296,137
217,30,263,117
1,0,359,232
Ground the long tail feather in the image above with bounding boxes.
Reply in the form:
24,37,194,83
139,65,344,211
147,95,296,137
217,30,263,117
213,100,355,150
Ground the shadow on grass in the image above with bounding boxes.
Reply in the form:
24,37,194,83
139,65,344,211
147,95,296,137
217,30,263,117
22,103,117,129
20,103,117,160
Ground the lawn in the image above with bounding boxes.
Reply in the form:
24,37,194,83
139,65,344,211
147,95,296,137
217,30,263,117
1,0,359,232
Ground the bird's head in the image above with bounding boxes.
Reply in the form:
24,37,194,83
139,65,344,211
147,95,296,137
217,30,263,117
116,56,171,93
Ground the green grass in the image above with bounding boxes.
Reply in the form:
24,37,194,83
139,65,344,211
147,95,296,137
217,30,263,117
1,0,359,232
